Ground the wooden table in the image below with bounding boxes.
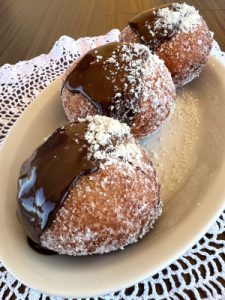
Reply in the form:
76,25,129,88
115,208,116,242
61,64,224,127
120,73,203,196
0,0,225,66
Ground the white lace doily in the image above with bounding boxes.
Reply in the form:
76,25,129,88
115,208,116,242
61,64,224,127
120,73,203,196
0,30,225,300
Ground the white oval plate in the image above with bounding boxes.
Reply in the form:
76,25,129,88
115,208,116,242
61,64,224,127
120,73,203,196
0,57,225,298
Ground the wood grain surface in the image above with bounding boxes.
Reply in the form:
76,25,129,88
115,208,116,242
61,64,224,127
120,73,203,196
0,0,225,66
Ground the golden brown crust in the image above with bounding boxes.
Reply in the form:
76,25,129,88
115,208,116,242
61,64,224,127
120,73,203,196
40,150,162,256
61,59,98,121
120,20,213,87
120,25,139,44
62,87,97,121
132,58,175,138
156,21,212,86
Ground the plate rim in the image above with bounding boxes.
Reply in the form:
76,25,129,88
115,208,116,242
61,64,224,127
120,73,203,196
0,56,225,298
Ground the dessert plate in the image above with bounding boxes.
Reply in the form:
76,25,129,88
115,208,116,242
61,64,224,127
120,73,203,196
0,57,225,298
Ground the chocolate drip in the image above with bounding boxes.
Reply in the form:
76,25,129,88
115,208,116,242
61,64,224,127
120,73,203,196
128,4,179,51
64,42,148,125
17,122,98,245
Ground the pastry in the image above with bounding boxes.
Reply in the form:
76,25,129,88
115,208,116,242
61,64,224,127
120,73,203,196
120,3,213,87
17,116,162,255
61,42,175,138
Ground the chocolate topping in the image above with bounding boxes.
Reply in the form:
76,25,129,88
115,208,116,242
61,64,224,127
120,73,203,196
17,122,98,244
64,42,148,125
27,237,57,255
128,3,202,51
128,4,178,51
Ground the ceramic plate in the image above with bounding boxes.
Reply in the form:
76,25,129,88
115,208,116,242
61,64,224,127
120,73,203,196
0,57,225,298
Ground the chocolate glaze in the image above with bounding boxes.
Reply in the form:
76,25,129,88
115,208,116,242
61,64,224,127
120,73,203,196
128,4,179,51
27,237,57,255
64,42,148,125
17,122,98,246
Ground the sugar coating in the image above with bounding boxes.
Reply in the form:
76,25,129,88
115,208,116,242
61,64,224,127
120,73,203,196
157,20,213,87
132,49,175,137
144,90,201,200
61,43,175,138
41,116,162,255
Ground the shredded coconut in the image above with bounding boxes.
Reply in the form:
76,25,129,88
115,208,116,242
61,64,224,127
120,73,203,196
80,115,151,172
102,43,149,121
151,3,202,35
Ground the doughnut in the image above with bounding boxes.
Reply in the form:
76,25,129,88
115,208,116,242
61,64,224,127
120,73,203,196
120,3,213,87
61,42,175,138
17,116,162,256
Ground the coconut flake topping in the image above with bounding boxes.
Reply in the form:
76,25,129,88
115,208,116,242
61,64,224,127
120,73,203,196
80,115,150,172
153,3,202,34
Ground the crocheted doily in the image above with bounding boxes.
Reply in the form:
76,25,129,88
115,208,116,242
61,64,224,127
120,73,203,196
0,30,225,300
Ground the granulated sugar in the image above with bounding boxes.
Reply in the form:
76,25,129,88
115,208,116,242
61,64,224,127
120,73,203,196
142,89,202,202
